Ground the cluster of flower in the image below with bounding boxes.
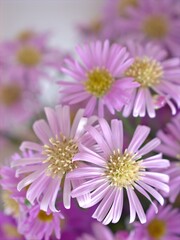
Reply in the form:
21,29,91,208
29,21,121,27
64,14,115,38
1,0,180,240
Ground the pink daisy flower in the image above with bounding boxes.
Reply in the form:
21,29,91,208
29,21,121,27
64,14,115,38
162,163,180,203
77,222,129,240
0,71,38,130
59,40,139,117
69,118,170,224
0,211,24,240
18,204,63,240
118,0,180,57
1,34,62,89
156,113,180,160
122,41,180,118
132,203,180,240
12,105,97,211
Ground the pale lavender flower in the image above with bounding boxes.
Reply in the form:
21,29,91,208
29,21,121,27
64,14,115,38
69,118,170,224
118,0,180,57
157,113,180,160
132,203,180,240
12,105,96,211
59,40,139,117
122,41,180,118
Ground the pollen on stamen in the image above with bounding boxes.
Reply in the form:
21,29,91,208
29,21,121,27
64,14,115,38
125,57,163,88
105,149,143,188
85,68,114,98
42,135,78,178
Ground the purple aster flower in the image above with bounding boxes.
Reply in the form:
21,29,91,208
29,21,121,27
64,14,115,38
118,0,180,57
162,163,180,203
12,105,97,211
69,118,170,224
59,40,139,117
122,41,180,118
157,113,180,160
0,70,38,130
77,222,129,240
132,203,180,240
1,34,62,89
0,212,24,240
57,199,96,240
17,204,63,240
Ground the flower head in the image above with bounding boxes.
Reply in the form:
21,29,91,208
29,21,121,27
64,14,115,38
132,203,180,240
0,33,62,90
0,212,24,240
157,113,180,160
18,204,63,240
12,105,97,211
118,0,180,56
0,71,37,130
59,40,139,117
161,163,180,203
69,118,169,224
122,41,180,118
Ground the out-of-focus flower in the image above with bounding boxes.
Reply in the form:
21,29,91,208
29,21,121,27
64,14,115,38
117,0,180,57
0,33,62,90
0,71,38,130
157,113,180,160
59,40,139,117
18,204,63,240
122,41,180,118
0,153,30,218
57,199,96,240
161,163,180,203
69,118,169,224
132,203,180,240
12,105,97,211
77,222,130,240
0,212,24,240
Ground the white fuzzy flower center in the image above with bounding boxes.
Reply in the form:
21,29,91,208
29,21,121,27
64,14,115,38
125,57,163,87
43,135,78,178
85,68,114,98
105,149,143,188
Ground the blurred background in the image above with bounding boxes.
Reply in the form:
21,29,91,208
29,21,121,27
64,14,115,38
0,0,104,50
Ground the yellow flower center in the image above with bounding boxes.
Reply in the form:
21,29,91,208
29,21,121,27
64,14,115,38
105,149,143,188
38,210,53,222
17,46,41,67
143,15,168,39
0,85,22,106
118,0,138,16
2,224,22,238
90,19,102,33
43,135,78,178
17,30,35,42
125,57,163,88
2,191,20,217
85,68,114,98
147,219,166,239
